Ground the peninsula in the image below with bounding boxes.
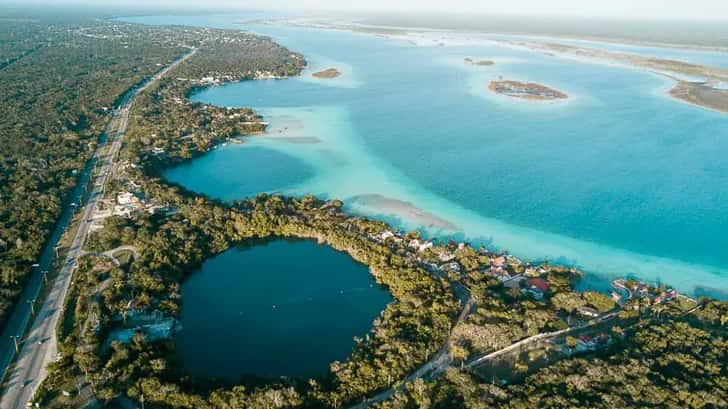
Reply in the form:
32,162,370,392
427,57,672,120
312,67,342,79
669,81,728,113
489,79,568,100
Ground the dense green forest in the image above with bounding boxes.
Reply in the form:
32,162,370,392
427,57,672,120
0,13,303,331
121,30,304,167
384,302,727,408
37,27,463,407
0,17,194,329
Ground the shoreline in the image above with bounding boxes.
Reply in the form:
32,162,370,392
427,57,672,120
186,86,728,301
178,21,728,299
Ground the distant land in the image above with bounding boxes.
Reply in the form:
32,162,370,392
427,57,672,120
356,12,728,50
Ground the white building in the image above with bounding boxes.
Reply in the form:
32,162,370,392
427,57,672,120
117,191,139,205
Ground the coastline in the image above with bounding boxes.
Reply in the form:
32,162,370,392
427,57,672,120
220,107,728,300
184,86,728,301
175,20,728,299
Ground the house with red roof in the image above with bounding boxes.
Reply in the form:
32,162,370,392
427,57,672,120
527,278,550,292
521,278,551,300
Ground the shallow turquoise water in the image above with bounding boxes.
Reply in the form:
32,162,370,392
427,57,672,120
175,239,391,380
125,15,728,298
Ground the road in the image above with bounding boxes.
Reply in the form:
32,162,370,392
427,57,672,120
466,311,618,369
0,48,196,409
82,245,140,267
348,295,476,409
350,306,620,408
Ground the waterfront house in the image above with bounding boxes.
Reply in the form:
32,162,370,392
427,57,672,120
438,250,456,262
494,269,512,282
409,239,433,252
491,256,507,268
664,289,677,301
524,267,539,277
527,278,550,292
374,230,403,245
635,282,651,298
655,289,677,304
521,278,550,300
377,230,395,242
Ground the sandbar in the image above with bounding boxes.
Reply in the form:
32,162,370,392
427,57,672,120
351,194,458,231
464,57,494,66
312,68,342,79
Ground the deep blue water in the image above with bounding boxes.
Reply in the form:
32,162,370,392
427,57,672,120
175,239,391,380
165,145,313,201
123,15,728,297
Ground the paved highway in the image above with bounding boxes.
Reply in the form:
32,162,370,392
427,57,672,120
0,49,196,409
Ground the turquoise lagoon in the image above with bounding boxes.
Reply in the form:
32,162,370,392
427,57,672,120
127,15,728,298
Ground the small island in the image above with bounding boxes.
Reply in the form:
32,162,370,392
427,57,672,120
489,80,568,100
312,67,341,79
464,57,494,66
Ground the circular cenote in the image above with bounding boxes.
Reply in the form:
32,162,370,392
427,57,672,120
174,238,392,381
